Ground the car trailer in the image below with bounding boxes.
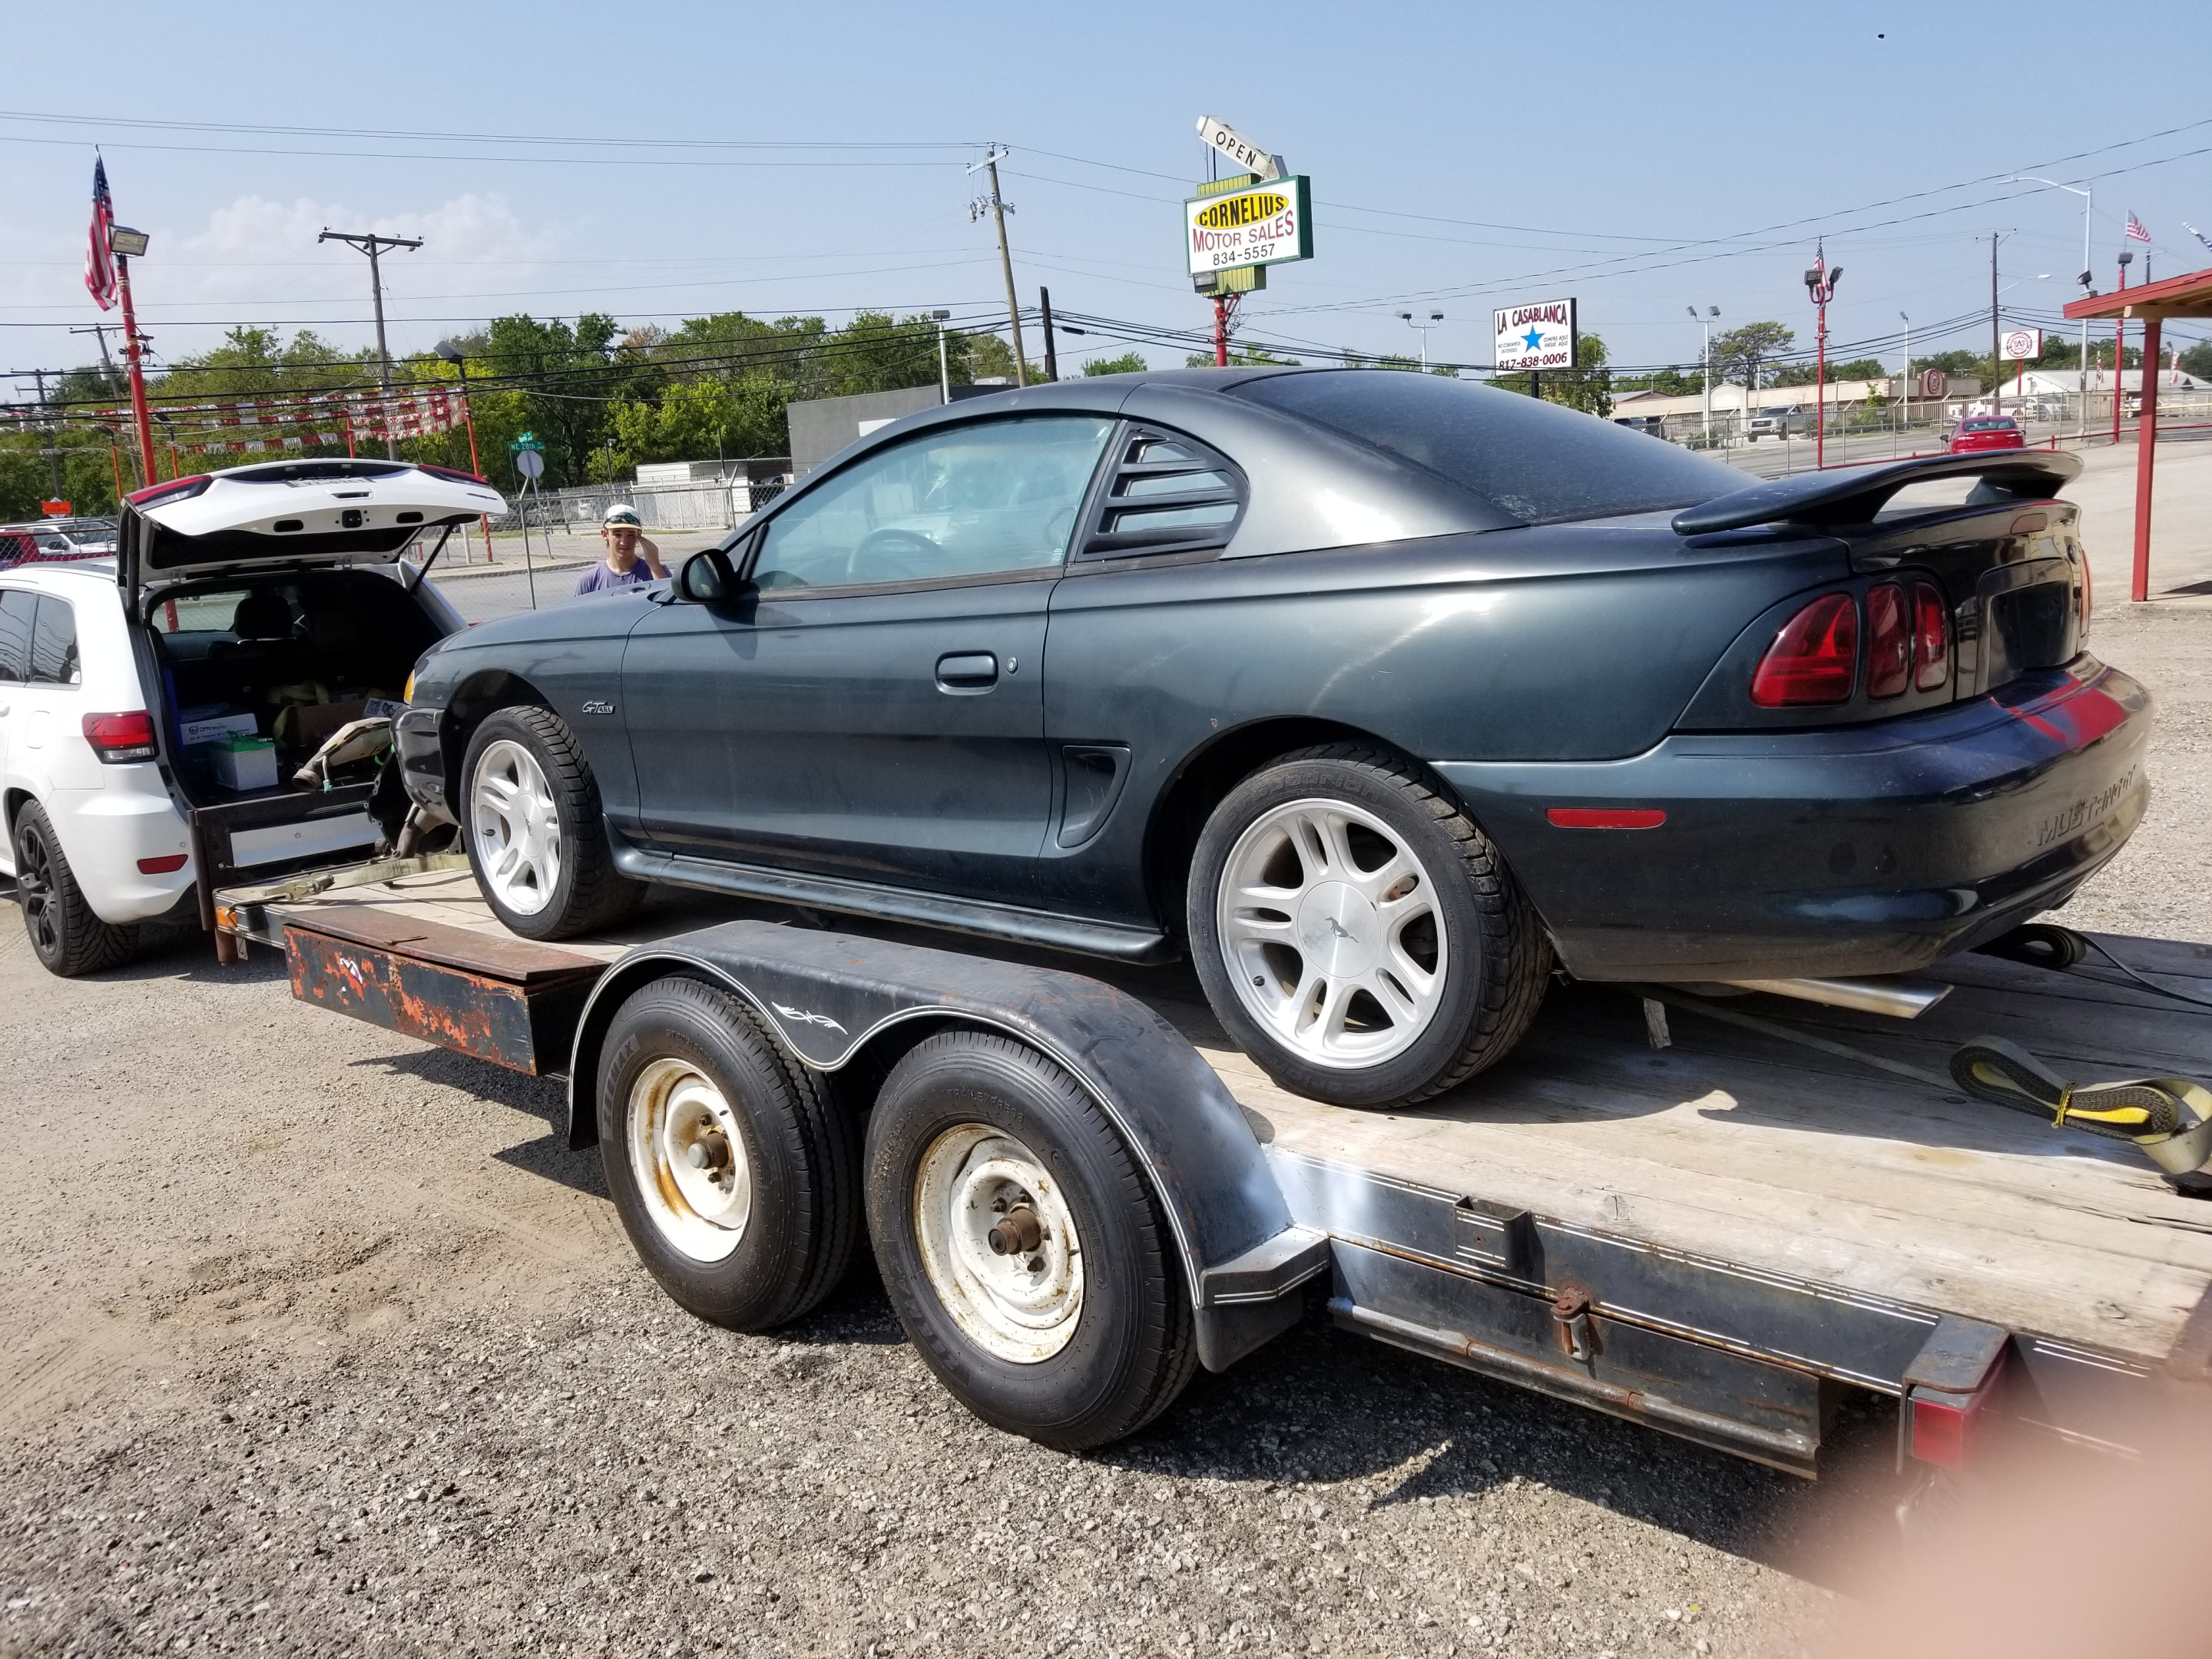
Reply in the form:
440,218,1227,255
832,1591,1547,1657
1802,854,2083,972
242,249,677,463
214,862,2212,1480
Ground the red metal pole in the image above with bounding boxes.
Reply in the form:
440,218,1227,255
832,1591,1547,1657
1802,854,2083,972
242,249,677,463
2131,313,2161,603
458,387,495,563
1213,294,1229,367
1815,295,1827,469
2111,262,2128,446
114,255,157,488
108,444,124,505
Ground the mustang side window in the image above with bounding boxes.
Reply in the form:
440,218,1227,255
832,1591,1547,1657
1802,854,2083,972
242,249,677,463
751,416,1115,591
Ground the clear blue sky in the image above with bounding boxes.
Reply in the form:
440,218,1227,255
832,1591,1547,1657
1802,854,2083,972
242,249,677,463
3,0,2209,388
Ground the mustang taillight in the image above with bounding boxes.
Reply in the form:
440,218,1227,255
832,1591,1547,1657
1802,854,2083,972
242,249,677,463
1913,581,1951,691
1750,593,1858,707
82,710,157,763
1866,583,1911,700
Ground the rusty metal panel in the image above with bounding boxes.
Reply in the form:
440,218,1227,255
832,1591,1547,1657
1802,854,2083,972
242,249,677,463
286,926,569,1073
1331,1242,1827,1478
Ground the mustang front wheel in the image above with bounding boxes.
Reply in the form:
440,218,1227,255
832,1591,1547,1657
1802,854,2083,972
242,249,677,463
1188,744,1550,1109
462,705,642,939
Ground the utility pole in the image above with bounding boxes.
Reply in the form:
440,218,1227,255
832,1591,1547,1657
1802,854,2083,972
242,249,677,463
968,151,1028,386
1899,312,1911,431
928,310,952,402
2112,250,2133,445
1039,288,1059,382
12,369,67,503
318,228,423,459
1989,233,2003,419
1689,306,1718,446
68,323,126,402
1804,246,1841,469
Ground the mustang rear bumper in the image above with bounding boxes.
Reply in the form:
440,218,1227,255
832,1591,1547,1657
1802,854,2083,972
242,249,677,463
1435,657,2151,982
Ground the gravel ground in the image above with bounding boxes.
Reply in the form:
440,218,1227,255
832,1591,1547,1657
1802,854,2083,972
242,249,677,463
4,475,2208,1656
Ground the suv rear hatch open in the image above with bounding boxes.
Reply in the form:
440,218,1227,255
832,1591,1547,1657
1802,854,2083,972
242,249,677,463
116,459,505,919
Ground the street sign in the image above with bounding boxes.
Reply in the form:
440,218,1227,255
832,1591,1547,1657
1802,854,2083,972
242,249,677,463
1999,329,2043,362
1493,298,1579,373
513,448,545,481
1184,176,1313,277
1195,116,1283,183
509,431,546,453
1920,369,1949,398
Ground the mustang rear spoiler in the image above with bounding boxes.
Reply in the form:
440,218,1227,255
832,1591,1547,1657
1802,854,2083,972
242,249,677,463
1671,450,2081,537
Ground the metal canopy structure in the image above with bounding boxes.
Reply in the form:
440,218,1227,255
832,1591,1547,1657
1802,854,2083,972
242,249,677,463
2064,263,2212,600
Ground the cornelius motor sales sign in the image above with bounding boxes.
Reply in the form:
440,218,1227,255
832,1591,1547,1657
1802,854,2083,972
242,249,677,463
1184,177,1314,276
1493,297,1579,373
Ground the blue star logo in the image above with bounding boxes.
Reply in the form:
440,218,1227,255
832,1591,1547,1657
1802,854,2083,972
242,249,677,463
1522,327,1545,353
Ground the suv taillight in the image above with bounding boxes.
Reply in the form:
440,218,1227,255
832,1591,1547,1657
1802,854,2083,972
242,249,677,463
416,463,490,488
1750,593,1858,707
1866,583,1911,699
1913,581,1951,691
82,710,157,763
124,475,213,508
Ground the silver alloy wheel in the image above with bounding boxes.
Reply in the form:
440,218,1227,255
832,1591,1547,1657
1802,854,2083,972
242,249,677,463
913,1124,1083,1363
1216,796,1450,1071
627,1058,753,1262
470,738,562,916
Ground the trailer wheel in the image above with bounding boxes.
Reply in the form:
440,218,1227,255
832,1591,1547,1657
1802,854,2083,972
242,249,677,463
462,705,642,940
597,975,857,1330
864,1030,1197,1449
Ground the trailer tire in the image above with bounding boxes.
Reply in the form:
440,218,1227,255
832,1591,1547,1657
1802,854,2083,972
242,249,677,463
12,800,138,978
597,975,858,1330
462,705,642,940
864,1030,1197,1450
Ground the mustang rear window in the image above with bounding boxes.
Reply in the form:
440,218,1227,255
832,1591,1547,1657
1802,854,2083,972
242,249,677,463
1232,370,1747,525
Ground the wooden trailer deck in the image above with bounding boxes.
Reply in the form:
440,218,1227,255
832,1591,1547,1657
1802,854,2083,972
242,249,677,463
262,866,2212,1372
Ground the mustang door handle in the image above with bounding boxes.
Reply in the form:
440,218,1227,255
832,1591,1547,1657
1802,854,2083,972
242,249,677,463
935,652,999,694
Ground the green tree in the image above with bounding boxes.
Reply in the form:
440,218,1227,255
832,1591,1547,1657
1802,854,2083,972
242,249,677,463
1184,346,1302,369
1615,365,1704,396
1710,322,1796,396
2178,342,2212,379
1082,352,1149,376
1535,334,1613,416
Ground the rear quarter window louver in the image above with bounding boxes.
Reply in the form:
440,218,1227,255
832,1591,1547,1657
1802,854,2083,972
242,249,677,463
1078,429,1246,561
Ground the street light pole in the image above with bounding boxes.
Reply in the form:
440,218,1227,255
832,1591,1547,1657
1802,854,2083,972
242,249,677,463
1689,306,1718,446
1398,310,1443,369
2112,250,2133,445
319,229,423,459
1899,312,1911,432
2005,177,2095,436
929,309,952,402
1804,246,1841,469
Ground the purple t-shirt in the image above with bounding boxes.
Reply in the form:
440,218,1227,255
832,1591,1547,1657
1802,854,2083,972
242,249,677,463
575,560,657,596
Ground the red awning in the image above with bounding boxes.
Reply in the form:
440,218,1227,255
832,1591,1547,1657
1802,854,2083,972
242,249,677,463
2065,264,2212,321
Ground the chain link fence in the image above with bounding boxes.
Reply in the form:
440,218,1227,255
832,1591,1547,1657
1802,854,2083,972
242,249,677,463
488,476,787,537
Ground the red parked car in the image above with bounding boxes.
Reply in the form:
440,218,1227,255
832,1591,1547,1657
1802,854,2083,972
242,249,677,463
1949,416,2026,453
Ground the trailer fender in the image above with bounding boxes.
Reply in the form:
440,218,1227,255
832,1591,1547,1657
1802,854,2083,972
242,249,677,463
566,919,1326,1370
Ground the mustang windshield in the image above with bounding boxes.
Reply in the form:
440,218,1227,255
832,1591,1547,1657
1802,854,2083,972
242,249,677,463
1233,370,1747,525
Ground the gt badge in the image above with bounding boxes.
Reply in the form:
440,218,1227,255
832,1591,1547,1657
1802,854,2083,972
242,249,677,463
581,699,615,715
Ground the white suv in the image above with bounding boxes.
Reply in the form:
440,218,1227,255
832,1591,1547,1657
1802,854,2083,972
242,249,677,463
2,458,504,975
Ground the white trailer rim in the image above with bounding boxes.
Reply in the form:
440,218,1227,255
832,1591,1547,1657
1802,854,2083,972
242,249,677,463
913,1124,1083,1363
469,738,562,916
1216,796,1449,1069
628,1057,752,1262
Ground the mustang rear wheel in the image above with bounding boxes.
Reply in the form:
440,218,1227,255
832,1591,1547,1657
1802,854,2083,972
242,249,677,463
1187,744,1550,1109
462,706,642,939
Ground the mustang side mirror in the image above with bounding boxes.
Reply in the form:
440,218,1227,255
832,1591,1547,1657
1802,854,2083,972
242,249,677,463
679,548,739,603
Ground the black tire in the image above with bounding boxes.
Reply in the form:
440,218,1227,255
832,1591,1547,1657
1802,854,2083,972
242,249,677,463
596,975,858,1330
461,705,642,940
1185,743,1550,1109
864,1031,1197,1450
11,800,137,978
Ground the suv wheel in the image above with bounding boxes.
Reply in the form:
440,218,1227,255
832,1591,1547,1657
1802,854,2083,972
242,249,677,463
1187,745,1550,1109
462,706,643,940
12,801,138,978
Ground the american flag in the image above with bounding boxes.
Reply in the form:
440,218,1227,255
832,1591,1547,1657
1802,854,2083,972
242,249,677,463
2124,211,2151,244
84,156,117,310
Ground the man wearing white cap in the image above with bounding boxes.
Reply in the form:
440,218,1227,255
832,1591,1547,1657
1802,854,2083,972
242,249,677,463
575,504,669,595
